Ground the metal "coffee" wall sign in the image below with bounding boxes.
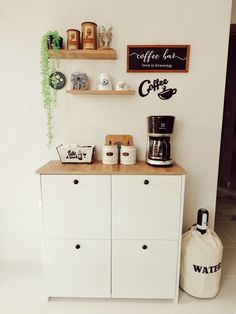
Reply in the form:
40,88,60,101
127,45,190,73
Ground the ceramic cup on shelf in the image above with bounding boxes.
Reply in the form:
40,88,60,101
115,81,129,91
97,73,113,90
120,145,136,165
102,145,118,164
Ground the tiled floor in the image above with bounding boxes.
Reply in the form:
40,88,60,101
0,262,236,314
1,189,236,314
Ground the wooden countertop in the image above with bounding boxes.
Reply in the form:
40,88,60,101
36,160,186,175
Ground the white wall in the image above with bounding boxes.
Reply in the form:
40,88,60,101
0,0,231,261
232,0,236,22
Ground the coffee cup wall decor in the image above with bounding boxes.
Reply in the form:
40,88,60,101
138,78,177,100
158,86,177,100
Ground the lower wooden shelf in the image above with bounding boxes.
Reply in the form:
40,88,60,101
66,90,135,95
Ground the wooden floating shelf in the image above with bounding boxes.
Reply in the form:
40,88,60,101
48,49,117,60
66,90,135,95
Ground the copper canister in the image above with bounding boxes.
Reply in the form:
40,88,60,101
81,22,97,50
67,29,80,50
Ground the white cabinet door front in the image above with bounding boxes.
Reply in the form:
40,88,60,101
112,175,182,240
44,239,111,298
42,175,110,239
112,240,178,299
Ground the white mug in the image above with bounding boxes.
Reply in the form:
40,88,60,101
120,145,136,165
102,145,118,164
98,73,113,90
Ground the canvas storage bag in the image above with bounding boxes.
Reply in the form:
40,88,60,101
180,226,223,298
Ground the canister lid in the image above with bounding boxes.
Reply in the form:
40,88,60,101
81,22,97,26
121,145,136,150
67,29,80,32
103,145,118,149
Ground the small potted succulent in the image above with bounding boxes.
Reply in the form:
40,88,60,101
40,30,62,148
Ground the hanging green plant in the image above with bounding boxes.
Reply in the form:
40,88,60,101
40,30,60,148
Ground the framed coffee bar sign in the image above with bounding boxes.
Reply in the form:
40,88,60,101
127,45,190,72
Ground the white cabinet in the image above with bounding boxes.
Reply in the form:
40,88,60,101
38,161,185,301
44,239,110,297
111,175,182,299
41,174,111,298
112,175,182,240
112,240,178,298
42,175,110,239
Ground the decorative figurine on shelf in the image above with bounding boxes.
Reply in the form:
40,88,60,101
99,26,113,49
115,81,129,91
70,70,89,90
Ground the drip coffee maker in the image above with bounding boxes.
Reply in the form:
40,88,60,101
146,115,175,166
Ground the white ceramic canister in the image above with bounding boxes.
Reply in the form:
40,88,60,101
120,145,136,165
102,145,118,164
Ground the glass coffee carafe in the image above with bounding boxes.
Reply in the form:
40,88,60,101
148,136,171,162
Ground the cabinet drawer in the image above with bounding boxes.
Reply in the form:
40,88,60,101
112,175,182,240
44,239,111,298
112,239,178,299
41,175,110,239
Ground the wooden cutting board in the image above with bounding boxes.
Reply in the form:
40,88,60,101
105,134,133,146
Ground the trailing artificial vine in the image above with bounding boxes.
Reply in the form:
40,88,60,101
40,30,60,148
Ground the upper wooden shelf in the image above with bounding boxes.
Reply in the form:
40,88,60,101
48,49,117,60
66,90,135,95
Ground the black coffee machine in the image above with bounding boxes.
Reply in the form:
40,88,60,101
146,115,175,166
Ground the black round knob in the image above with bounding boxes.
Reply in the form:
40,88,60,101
75,244,80,249
144,180,149,185
73,179,79,185
142,244,148,250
